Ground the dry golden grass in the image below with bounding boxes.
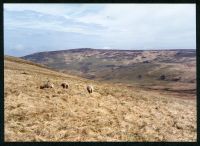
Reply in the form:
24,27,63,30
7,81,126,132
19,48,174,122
4,56,196,142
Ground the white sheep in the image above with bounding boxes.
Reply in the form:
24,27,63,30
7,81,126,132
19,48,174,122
87,85,93,94
40,80,54,89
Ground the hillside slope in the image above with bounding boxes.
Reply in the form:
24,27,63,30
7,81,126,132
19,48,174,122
21,48,196,97
4,56,196,141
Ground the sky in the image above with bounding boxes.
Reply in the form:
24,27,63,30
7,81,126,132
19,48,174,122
4,4,196,57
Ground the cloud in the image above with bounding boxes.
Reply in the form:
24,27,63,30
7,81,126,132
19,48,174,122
13,44,25,50
3,4,104,19
4,4,73,18
102,46,112,49
4,8,107,36
3,4,196,57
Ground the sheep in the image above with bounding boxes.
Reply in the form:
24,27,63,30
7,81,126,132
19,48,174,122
40,85,45,89
86,85,93,94
47,82,54,88
40,80,54,89
61,82,69,89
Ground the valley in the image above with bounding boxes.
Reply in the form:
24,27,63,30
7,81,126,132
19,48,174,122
22,48,196,99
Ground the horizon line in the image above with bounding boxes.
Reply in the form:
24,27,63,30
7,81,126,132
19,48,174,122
13,48,196,57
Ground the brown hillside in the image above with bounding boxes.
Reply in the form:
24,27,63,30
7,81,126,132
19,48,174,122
4,56,196,142
21,49,196,96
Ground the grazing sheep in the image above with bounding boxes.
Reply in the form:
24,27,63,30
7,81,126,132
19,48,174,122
61,82,69,89
87,85,93,94
47,82,54,88
40,80,54,89
40,85,45,89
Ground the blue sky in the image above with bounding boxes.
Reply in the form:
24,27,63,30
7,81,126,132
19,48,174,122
4,4,196,57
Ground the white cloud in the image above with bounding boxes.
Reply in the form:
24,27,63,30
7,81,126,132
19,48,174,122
4,4,72,18
102,46,112,49
13,44,25,50
3,4,103,19
4,4,106,36
4,4,196,56
66,4,195,49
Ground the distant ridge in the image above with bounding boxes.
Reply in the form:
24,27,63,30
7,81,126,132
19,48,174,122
21,48,196,58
